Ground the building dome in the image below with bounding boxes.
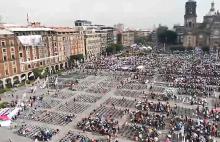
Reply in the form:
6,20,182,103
207,1,216,16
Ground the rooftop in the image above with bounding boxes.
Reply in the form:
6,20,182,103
51,27,76,33
8,27,54,32
0,29,14,35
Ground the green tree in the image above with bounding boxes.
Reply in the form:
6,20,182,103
158,30,177,45
134,37,149,46
115,44,123,52
106,46,114,54
106,44,124,55
33,68,47,78
157,25,177,45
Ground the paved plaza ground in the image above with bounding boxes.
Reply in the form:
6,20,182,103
1,53,220,142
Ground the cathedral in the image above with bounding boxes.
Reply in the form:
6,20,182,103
183,0,220,49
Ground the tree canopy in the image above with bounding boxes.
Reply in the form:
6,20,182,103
157,26,177,45
106,44,124,55
134,36,149,46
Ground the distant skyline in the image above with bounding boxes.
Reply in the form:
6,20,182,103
0,0,219,29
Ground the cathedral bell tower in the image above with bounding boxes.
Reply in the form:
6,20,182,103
183,0,197,48
184,0,197,32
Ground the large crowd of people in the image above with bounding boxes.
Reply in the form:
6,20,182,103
2,51,220,142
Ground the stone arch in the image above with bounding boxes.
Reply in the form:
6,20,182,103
60,63,64,70
51,66,55,74
55,65,59,71
65,62,68,68
13,76,20,85
28,72,35,80
21,74,26,82
5,78,12,88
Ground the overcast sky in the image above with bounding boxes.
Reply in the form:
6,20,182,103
0,0,219,29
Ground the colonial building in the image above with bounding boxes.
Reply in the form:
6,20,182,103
0,29,20,88
84,29,101,59
134,30,151,39
118,30,135,47
173,25,184,44
183,0,220,49
96,30,107,55
52,27,85,62
0,23,68,88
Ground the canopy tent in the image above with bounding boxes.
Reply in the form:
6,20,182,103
121,66,129,70
0,108,10,116
136,65,144,70
140,46,152,51
0,115,10,121
8,107,21,119
147,46,152,50
0,120,11,127
131,44,138,48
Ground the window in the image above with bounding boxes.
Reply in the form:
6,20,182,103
3,56,7,61
5,70,8,76
2,48,6,53
189,22,192,28
13,68,16,74
1,41,6,47
40,62,43,65
11,55,15,60
28,64,31,68
19,53,23,57
11,48,14,52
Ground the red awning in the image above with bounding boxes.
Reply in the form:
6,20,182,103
0,115,10,121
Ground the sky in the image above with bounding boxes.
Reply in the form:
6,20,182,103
0,0,219,29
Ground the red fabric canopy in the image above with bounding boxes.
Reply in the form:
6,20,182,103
0,115,10,121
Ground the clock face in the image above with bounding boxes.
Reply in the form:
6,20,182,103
199,34,203,38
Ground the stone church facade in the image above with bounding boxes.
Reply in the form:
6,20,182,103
183,0,220,49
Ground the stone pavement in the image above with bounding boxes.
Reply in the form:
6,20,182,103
1,71,220,142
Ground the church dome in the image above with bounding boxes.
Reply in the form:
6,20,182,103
206,1,216,16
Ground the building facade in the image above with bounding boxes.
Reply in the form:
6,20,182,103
84,29,101,59
0,29,20,88
121,30,135,47
183,0,220,49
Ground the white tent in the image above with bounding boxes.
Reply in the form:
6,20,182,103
147,46,152,50
131,44,138,48
0,120,11,127
121,66,129,70
136,65,144,70
140,46,152,51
